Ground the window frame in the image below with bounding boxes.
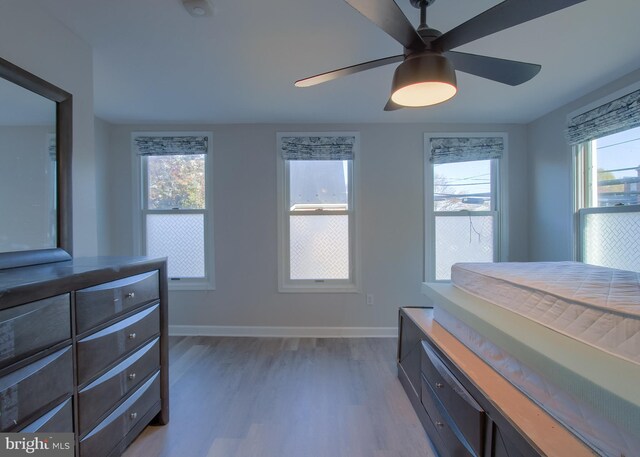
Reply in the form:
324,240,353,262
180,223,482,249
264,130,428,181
276,132,359,293
570,81,640,261
424,133,506,282
132,131,215,291
573,134,640,264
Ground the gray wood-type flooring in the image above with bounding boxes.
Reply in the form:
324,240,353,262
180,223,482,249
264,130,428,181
123,336,435,457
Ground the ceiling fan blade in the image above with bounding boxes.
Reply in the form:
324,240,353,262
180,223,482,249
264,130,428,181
432,0,586,52
445,51,540,86
384,99,403,111
295,55,403,87
344,0,424,50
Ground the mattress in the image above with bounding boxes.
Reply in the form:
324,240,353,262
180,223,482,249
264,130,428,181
422,280,640,457
451,261,640,364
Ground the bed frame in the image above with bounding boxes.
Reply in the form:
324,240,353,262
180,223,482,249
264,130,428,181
397,307,595,457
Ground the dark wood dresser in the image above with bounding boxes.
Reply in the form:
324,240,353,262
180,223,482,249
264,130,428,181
0,256,169,457
398,307,595,457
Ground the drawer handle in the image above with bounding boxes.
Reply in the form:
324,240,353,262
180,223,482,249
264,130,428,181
130,412,138,420
125,292,135,299
435,421,445,428
128,372,136,380
128,332,137,340
435,382,444,389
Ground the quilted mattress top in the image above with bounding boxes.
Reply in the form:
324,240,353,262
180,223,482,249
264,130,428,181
452,261,640,318
450,261,640,364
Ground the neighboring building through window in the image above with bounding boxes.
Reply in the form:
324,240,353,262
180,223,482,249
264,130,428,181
277,133,357,292
134,133,214,289
425,134,504,281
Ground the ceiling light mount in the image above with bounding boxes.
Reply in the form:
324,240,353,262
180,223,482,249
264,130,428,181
409,0,436,8
181,0,213,17
410,0,439,44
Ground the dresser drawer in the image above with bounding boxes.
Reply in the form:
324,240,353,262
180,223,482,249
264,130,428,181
0,346,73,431
80,372,160,457
77,305,159,386
76,271,159,334
78,338,160,435
0,294,70,369
421,341,485,456
20,397,73,433
421,375,475,457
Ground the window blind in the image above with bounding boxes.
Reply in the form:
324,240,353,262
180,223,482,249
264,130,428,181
429,136,503,164
280,136,355,160
134,136,208,156
567,89,640,145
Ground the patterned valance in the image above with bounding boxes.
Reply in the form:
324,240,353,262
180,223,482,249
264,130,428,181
134,136,208,156
567,89,640,145
429,136,504,164
281,136,355,160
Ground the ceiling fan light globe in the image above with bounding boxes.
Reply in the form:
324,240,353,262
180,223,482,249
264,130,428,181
391,81,457,107
390,53,457,107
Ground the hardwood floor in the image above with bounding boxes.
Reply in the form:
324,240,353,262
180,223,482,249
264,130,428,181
123,336,435,457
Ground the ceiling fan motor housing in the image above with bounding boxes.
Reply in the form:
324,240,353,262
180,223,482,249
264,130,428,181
181,0,213,17
415,27,442,48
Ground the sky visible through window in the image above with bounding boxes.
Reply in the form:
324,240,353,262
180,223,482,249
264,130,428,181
434,160,491,211
596,126,640,170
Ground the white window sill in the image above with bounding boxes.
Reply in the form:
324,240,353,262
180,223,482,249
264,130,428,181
168,279,215,291
279,283,359,294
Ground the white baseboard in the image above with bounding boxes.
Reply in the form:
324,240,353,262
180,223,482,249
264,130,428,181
169,325,397,338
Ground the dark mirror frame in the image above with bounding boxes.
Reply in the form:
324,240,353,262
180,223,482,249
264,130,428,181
0,56,72,270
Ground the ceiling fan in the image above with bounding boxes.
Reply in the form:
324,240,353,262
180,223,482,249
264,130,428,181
294,0,586,110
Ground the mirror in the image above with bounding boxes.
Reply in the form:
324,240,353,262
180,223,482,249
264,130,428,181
0,57,72,269
0,78,57,251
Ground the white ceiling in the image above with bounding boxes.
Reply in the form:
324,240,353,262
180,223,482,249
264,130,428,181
33,0,640,124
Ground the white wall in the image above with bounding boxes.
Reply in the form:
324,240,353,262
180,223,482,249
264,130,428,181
95,117,112,255
0,1,97,256
103,123,528,332
527,68,640,261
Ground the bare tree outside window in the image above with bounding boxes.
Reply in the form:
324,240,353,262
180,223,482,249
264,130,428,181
434,162,491,212
147,154,205,210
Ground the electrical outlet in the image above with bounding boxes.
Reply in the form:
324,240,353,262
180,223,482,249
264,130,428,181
366,294,374,305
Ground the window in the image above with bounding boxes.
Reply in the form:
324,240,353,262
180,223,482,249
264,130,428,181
570,85,640,272
277,133,357,292
425,134,503,281
574,126,640,271
575,127,640,208
134,133,214,289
